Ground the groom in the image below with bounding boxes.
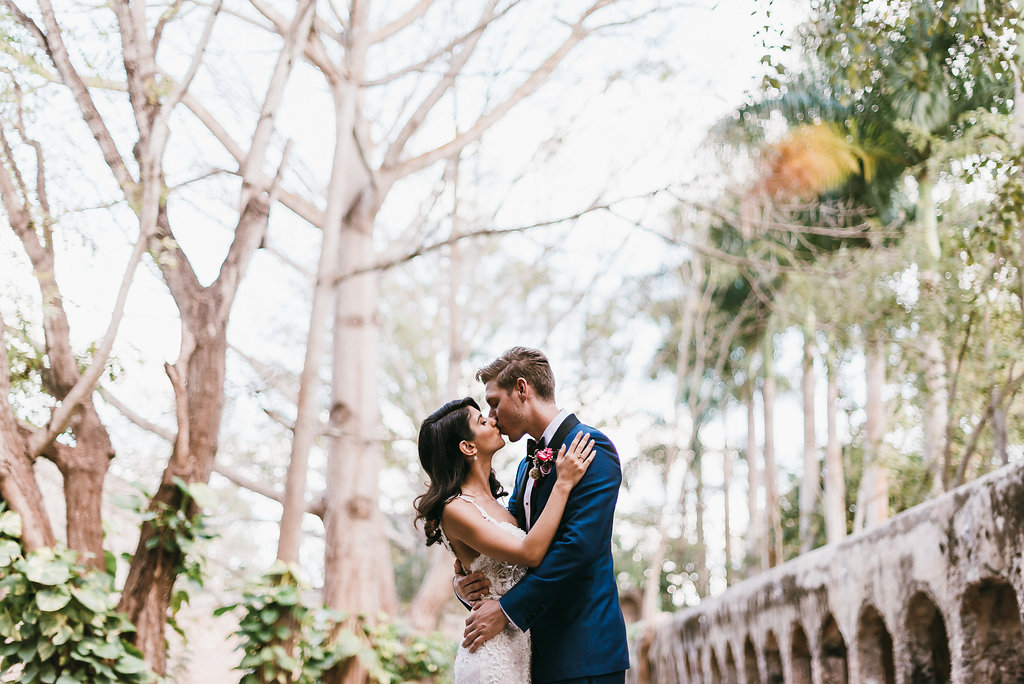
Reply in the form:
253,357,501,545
457,346,629,683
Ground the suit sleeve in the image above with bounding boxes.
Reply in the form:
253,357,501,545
498,428,620,631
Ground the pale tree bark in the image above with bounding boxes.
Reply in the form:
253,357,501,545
324,203,398,684
693,449,708,598
762,345,782,566
799,325,818,554
277,22,349,561
854,334,888,532
916,173,949,495
722,445,733,586
823,347,846,544
744,381,767,571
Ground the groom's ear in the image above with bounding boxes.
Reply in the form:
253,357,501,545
515,377,529,400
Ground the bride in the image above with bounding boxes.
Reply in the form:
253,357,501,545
414,397,594,683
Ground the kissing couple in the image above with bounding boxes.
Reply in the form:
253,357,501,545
415,347,630,683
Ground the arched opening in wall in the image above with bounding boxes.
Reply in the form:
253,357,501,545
764,630,784,684
820,613,849,684
724,644,738,684
905,591,951,683
961,576,1024,683
857,604,895,684
711,648,723,684
744,636,759,684
791,623,813,684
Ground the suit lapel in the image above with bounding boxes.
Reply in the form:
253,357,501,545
528,414,581,520
548,414,580,453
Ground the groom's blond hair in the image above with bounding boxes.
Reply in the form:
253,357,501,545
476,347,555,401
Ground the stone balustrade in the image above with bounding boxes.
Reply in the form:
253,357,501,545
639,459,1024,683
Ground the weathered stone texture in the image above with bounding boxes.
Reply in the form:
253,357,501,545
640,460,1024,683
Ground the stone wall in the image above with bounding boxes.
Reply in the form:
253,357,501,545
639,460,1024,683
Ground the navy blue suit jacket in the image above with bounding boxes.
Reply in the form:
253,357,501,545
501,415,629,682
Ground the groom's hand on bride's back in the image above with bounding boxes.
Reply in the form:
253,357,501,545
454,559,490,604
463,599,509,652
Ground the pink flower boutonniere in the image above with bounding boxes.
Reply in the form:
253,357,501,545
529,447,554,480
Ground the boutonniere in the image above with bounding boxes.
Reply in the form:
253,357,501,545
529,447,554,480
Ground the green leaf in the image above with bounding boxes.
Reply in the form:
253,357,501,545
36,587,72,612
72,586,113,613
0,539,21,567
23,554,72,586
184,482,217,509
52,623,74,646
0,511,22,538
114,653,149,674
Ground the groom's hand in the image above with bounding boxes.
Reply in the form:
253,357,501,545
453,560,490,604
463,599,509,652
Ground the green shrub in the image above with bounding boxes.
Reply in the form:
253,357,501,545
0,509,156,684
218,563,454,683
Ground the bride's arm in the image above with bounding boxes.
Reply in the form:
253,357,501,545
442,433,595,567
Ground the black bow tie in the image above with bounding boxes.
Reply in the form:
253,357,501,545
527,438,546,456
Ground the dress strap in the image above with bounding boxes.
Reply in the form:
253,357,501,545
455,494,503,527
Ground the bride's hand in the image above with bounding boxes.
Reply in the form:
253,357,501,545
555,432,596,487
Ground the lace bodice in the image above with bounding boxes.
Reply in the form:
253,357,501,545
459,498,528,597
442,494,531,684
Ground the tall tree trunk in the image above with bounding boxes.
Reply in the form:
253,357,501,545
993,405,1008,466
823,348,845,544
58,451,108,564
855,335,888,531
917,173,949,493
744,382,766,572
762,347,782,566
723,446,733,586
693,447,708,598
641,444,682,621
799,327,818,554
278,81,350,563
323,203,398,630
118,318,229,674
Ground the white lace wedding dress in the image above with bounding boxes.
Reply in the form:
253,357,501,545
442,495,531,684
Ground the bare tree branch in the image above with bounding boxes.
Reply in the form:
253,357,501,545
384,0,620,180
3,0,137,193
365,1,517,88
97,387,175,443
152,0,186,52
369,0,437,44
329,196,623,284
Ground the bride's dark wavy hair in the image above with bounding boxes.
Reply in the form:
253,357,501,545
414,397,506,547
